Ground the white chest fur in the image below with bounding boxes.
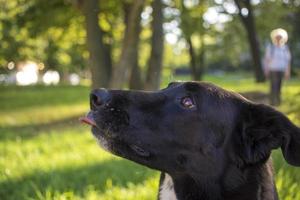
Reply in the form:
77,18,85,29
159,173,178,200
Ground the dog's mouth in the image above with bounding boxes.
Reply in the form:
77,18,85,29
79,111,97,127
79,111,151,158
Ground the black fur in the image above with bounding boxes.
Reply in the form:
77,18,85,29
87,82,300,200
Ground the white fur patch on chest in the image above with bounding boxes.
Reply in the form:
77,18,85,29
159,173,178,200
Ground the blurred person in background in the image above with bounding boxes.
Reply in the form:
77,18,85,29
263,28,291,106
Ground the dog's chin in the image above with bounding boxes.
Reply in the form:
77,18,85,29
91,126,123,153
91,125,176,174
91,126,152,164
91,126,112,152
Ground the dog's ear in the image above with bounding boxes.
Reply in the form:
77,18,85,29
238,103,300,166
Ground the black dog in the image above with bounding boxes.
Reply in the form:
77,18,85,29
80,81,300,200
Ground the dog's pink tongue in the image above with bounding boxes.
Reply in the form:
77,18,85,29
79,113,96,126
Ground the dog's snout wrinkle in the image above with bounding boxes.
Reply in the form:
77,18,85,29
130,144,150,157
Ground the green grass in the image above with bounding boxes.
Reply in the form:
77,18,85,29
0,75,300,200
0,85,158,200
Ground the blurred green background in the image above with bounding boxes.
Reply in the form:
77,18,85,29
0,0,300,199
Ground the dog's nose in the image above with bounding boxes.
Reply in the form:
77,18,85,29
90,88,111,109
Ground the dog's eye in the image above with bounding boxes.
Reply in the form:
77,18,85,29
181,97,195,109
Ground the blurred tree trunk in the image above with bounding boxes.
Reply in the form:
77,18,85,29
76,0,112,89
129,58,143,89
110,0,144,89
125,2,144,90
187,37,204,81
234,0,265,82
289,8,300,76
144,0,164,90
103,42,112,82
181,0,205,81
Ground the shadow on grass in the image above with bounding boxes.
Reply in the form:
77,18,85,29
0,85,89,112
0,114,85,141
0,159,158,200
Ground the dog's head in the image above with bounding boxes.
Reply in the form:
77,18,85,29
81,82,300,178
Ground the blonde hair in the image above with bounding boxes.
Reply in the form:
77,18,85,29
270,28,288,45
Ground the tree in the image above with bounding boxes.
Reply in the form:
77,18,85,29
124,1,143,90
110,0,145,89
233,0,265,82
187,36,205,81
144,0,164,90
77,0,112,89
179,0,208,81
0,0,78,67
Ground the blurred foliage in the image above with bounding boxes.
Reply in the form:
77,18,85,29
0,0,86,73
1,0,300,76
209,0,300,71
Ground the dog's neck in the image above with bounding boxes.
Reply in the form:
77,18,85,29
159,160,278,200
159,172,223,200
